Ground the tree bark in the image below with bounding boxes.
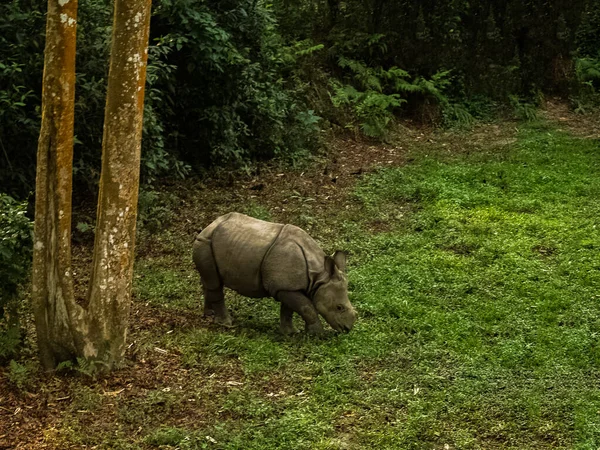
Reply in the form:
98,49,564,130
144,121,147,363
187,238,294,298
32,0,85,371
327,0,340,30
33,0,152,371
85,0,152,369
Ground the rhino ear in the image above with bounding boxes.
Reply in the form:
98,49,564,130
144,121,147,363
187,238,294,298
324,255,338,279
333,251,347,272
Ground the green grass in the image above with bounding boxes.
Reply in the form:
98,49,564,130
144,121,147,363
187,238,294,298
160,124,597,448
134,260,199,309
42,122,600,449
342,124,600,448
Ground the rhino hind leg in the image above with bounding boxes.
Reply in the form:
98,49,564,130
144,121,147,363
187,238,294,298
277,291,323,335
193,236,232,327
204,287,232,327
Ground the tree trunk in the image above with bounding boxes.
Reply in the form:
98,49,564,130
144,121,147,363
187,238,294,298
85,0,152,369
32,0,85,371
371,0,385,34
32,0,152,371
327,0,340,30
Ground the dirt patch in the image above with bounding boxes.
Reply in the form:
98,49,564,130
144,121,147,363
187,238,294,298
367,219,393,233
532,244,557,258
0,316,246,449
541,97,600,139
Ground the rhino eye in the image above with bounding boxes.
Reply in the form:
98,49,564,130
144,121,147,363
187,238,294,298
336,304,346,312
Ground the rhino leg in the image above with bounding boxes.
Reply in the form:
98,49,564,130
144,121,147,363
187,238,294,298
204,287,232,327
279,303,298,335
277,291,323,335
193,236,232,327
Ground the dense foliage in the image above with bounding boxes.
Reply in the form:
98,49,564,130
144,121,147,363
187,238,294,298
0,0,599,197
574,0,600,109
0,194,33,361
149,0,320,170
0,0,319,197
276,0,588,94
275,0,600,130
0,0,45,197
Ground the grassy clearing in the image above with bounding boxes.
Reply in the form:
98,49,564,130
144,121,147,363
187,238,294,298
345,123,600,448
129,122,600,449
5,121,600,449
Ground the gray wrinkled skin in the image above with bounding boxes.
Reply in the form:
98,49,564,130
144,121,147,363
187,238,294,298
192,212,358,334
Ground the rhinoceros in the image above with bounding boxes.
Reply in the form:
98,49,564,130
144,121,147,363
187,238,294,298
192,212,358,334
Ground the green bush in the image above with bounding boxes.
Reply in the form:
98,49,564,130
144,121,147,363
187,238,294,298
0,194,33,362
573,57,600,112
329,57,457,137
0,194,32,303
150,0,320,167
0,0,45,197
0,0,320,198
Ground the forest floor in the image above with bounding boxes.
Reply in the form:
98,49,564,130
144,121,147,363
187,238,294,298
1,100,600,449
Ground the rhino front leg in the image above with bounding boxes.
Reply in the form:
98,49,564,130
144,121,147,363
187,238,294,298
279,303,298,335
277,291,323,335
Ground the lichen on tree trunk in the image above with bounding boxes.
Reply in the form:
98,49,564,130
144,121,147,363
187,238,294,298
32,0,85,371
85,0,152,369
33,0,152,371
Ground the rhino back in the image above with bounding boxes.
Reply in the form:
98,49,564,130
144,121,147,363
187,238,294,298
262,224,326,298
210,213,283,298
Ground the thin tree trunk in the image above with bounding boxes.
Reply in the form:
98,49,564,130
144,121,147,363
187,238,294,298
33,0,152,372
327,0,340,30
371,0,385,34
32,0,85,371
85,0,152,369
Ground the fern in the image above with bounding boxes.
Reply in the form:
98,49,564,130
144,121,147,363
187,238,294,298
442,103,475,128
294,41,325,57
74,356,110,377
338,57,383,92
509,95,538,121
7,360,30,390
576,57,600,83
331,57,461,136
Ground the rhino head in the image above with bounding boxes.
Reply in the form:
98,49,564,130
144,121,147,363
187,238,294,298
312,251,358,332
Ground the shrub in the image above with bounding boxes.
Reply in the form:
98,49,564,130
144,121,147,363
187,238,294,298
329,57,457,137
147,0,320,168
0,0,320,197
0,194,33,362
573,57,600,112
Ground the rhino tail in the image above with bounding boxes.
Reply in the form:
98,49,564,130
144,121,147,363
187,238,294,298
192,228,202,243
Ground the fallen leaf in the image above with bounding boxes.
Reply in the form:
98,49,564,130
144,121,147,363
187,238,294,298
103,389,125,397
